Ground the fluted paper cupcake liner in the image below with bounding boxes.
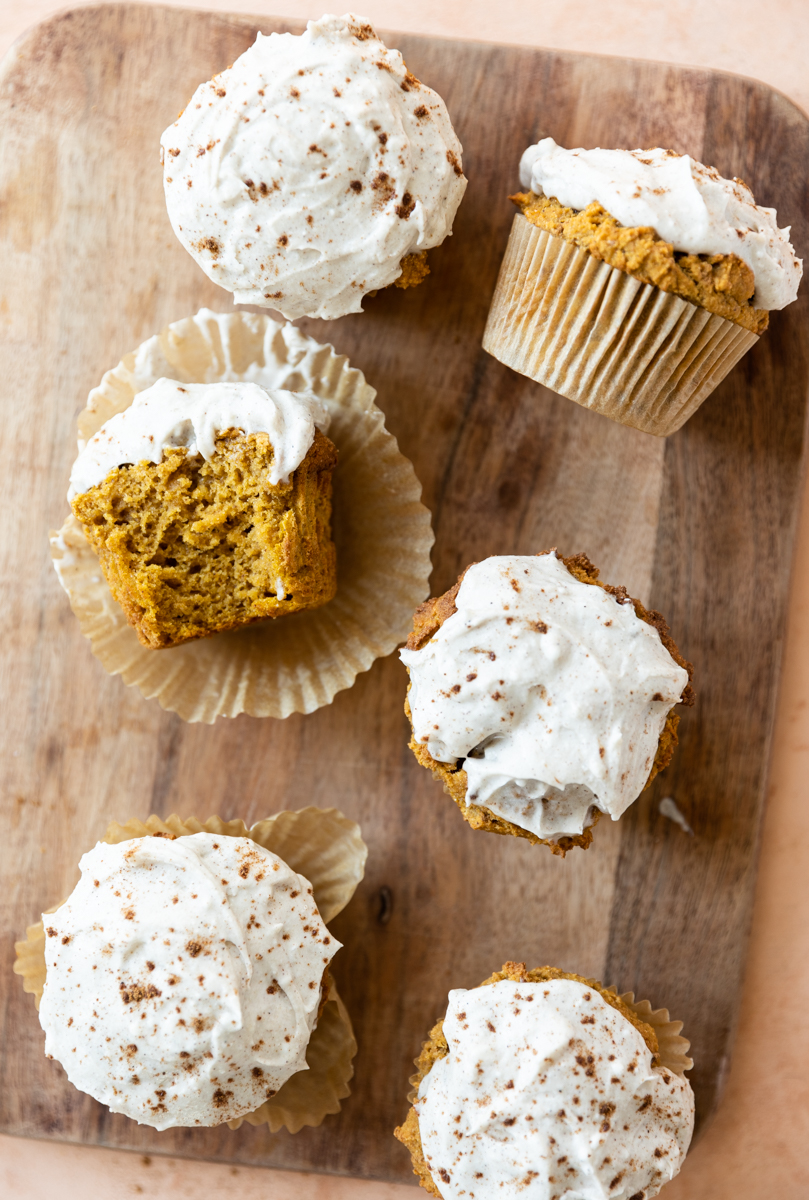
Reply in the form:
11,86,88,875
51,308,434,722
483,214,758,436
614,989,692,1076
14,807,366,1134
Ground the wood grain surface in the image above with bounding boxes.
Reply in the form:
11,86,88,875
0,3,807,1184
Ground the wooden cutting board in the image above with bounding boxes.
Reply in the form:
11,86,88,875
1,3,808,1184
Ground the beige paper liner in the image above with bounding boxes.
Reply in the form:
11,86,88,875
482,213,759,437
13,807,366,1134
51,308,434,722
611,988,692,1076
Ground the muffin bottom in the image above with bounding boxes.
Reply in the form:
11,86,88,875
405,551,694,855
394,961,661,1197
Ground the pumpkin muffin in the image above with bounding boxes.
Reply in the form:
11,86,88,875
161,14,467,320
395,960,694,1200
483,139,802,435
400,551,694,855
38,832,340,1128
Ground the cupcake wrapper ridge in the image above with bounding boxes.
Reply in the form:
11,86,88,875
614,989,692,1076
483,214,758,436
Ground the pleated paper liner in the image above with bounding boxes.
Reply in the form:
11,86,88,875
482,213,759,437
51,308,434,722
612,988,692,1075
14,807,366,1135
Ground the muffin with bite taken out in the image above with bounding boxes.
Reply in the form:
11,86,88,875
68,378,337,649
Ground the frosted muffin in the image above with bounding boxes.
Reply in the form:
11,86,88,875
395,961,694,1199
52,308,434,722
161,13,467,319
400,552,694,855
69,379,337,649
483,139,803,435
38,832,341,1129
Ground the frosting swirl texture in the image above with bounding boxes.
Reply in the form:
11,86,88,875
161,14,467,319
416,978,694,1200
68,378,330,500
519,138,802,310
39,834,340,1129
400,554,688,840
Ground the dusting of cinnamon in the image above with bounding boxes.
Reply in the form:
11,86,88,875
403,551,694,855
394,963,659,1197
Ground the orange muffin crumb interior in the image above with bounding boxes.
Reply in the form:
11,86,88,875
71,428,337,649
394,250,431,290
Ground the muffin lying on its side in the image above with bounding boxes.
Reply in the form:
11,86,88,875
69,378,337,648
400,551,694,855
395,960,694,1199
483,139,803,435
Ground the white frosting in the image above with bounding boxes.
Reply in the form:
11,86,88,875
68,378,330,500
400,554,689,841
161,14,467,319
39,834,340,1129
417,978,694,1200
519,138,802,310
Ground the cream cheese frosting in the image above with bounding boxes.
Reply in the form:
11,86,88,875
416,978,694,1200
400,554,689,841
38,834,340,1129
68,378,330,500
519,138,802,310
161,14,467,320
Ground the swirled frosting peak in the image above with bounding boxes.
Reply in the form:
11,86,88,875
400,554,689,841
519,138,802,310
161,14,467,319
68,378,330,500
416,978,694,1200
39,834,340,1129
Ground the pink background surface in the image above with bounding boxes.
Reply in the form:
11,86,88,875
3,2,809,1196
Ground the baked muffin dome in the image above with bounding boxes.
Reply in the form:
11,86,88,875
161,13,467,319
518,138,802,317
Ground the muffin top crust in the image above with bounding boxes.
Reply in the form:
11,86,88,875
400,553,689,841
519,138,802,310
415,975,694,1200
161,13,467,319
39,833,339,1128
68,379,330,500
